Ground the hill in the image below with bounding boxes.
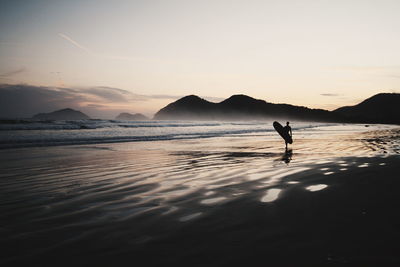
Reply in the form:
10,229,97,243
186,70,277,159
32,108,90,120
115,113,149,120
334,93,400,124
154,94,344,122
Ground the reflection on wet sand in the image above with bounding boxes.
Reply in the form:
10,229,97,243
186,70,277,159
0,126,399,266
306,184,328,192
261,188,282,202
281,148,293,164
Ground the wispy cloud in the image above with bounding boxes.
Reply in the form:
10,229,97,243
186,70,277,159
320,93,340,97
58,33,142,62
58,33,93,54
0,67,26,78
331,65,400,72
149,94,184,100
0,84,180,118
148,94,225,103
387,74,400,79
0,83,231,118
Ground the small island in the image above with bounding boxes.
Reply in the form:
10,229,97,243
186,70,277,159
32,108,90,120
115,113,149,121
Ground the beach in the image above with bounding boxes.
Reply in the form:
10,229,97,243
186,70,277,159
1,122,399,266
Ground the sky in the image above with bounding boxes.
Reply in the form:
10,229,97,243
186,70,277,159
1,0,400,118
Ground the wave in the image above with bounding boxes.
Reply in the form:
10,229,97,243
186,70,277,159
0,120,341,149
0,119,267,131
0,129,273,149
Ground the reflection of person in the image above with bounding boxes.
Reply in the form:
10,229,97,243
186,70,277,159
283,121,292,149
282,149,292,164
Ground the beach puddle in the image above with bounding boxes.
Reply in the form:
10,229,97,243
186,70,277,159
323,171,335,175
379,163,386,166
161,206,179,215
358,163,369,168
261,188,281,203
179,212,202,222
287,181,299,184
200,197,227,205
270,167,310,180
305,184,328,192
339,168,348,171
246,172,267,181
316,160,332,164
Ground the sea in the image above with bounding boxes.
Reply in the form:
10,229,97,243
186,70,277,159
0,119,385,149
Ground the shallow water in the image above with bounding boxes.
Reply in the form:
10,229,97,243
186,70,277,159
0,123,399,265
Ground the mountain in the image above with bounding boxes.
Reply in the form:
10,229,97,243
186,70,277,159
32,108,90,120
154,95,218,120
334,93,400,124
115,113,149,120
154,94,344,122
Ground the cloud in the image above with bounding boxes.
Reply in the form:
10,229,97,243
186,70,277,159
58,33,141,62
0,83,227,119
0,67,27,82
331,65,400,72
149,94,224,103
387,74,400,79
0,84,181,119
0,84,92,118
84,86,140,102
58,33,92,54
320,93,340,97
0,67,26,77
149,94,184,100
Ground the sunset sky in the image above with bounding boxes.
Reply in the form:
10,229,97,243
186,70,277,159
1,0,400,118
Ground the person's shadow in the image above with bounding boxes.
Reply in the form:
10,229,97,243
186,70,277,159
281,148,293,164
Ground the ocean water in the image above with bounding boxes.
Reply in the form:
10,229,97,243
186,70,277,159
0,119,385,149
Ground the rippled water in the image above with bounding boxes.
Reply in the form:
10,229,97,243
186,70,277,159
0,123,399,265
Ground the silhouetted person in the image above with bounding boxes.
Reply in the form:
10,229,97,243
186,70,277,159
283,121,292,149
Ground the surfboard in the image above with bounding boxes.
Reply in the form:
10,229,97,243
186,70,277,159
273,121,293,144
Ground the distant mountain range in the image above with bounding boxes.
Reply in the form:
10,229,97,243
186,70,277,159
30,93,399,124
154,93,400,124
334,93,400,124
115,113,149,120
32,108,90,120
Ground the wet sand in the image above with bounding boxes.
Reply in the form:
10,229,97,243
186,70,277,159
126,156,400,267
1,125,399,266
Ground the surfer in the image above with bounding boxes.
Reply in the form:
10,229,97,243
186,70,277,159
283,122,292,149
273,121,293,149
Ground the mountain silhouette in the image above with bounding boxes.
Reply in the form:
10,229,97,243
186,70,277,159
154,94,345,122
154,95,219,120
334,93,400,124
115,113,149,120
32,108,90,120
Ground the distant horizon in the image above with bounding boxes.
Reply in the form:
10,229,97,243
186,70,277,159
0,82,395,119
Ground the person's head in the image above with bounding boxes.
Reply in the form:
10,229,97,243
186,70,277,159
286,121,290,126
